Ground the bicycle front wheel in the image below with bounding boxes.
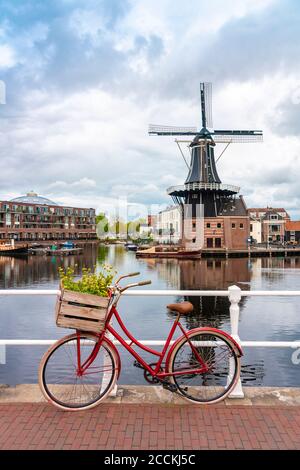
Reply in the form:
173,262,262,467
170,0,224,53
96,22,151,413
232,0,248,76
39,333,118,411
168,329,241,404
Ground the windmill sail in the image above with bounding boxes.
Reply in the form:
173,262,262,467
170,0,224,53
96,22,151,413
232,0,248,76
149,124,197,136
148,82,263,143
200,82,213,129
213,130,263,143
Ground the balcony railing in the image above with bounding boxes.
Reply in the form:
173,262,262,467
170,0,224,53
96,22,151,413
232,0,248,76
0,286,300,399
167,182,240,194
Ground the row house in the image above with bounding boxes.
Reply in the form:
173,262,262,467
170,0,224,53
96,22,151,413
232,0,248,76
154,206,182,244
248,208,290,244
285,221,300,244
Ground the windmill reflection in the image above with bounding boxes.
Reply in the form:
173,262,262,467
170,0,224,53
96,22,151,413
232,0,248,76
152,257,251,329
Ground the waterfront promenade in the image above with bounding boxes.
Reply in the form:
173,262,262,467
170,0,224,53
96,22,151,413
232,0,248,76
0,386,299,450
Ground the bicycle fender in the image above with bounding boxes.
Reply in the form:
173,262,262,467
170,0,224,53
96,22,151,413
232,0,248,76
207,327,243,356
165,327,243,371
103,336,122,379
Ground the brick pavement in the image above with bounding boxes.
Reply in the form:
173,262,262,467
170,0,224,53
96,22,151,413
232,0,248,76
0,403,300,450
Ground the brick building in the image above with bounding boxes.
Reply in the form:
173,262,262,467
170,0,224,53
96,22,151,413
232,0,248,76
285,220,300,244
248,208,290,244
0,191,96,241
202,196,250,249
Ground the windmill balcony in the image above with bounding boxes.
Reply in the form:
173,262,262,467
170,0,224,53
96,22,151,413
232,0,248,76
167,182,240,195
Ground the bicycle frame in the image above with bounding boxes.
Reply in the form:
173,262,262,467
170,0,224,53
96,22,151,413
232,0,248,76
76,302,208,379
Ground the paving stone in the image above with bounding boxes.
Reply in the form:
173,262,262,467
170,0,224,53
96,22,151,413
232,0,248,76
0,402,299,450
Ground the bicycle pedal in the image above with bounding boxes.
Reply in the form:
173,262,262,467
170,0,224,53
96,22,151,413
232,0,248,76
133,360,144,370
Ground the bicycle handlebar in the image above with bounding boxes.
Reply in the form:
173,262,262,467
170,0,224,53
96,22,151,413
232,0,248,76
115,272,140,284
119,279,152,293
137,280,152,286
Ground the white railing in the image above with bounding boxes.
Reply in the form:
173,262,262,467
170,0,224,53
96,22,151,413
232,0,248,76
167,182,240,194
1,285,300,398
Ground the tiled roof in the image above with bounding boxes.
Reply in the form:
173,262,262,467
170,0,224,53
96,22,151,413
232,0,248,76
248,208,287,213
286,221,300,231
218,196,248,216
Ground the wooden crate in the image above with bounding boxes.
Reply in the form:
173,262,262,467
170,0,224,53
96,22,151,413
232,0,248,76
56,287,110,333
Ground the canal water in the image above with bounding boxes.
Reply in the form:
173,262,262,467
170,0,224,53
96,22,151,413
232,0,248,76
0,244,300,387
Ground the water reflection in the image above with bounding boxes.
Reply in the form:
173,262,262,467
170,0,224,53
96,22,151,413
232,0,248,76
0,245,299,387
147,257,251,330
0,245,97,289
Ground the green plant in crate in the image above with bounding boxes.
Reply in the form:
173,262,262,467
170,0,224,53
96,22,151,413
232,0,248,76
58,264,115,297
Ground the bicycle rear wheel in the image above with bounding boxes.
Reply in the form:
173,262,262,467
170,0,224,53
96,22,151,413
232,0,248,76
168,329,241,404
39,333,118,411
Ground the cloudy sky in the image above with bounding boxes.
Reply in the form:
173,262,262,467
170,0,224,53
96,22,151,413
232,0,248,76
1,0,300,218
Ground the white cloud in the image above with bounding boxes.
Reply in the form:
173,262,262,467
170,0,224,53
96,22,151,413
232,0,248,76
47,177,97,191
68,8,106,44
1,0,300,219
0,44,16,69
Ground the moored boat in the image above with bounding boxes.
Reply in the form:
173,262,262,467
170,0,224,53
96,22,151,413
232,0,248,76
0,240,28,254
126,243,138,251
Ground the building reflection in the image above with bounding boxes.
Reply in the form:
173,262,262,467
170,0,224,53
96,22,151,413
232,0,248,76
0,247,97,288
146,257,252,329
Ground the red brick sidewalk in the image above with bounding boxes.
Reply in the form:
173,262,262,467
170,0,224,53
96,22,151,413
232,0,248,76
0,403,299,450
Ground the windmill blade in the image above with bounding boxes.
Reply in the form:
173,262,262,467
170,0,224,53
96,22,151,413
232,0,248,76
149,124,198,136
200,82,213,129
213,130,263,143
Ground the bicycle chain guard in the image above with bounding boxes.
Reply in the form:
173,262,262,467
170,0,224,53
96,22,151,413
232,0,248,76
144,363,162,384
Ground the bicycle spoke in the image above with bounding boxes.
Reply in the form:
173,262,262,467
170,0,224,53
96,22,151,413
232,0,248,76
42,334,116,409
170,332,239,403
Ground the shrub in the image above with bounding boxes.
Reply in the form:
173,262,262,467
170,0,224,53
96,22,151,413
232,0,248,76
58,264,115,297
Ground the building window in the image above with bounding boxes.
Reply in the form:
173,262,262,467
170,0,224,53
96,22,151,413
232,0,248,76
206,238,213,248
215,238,221,248
270,214,278,220
240,223,244,229
192,238,196,243
250,224,253,231
232,223,236,229
192,222,196,229
206,223,211,228
217,223,221,228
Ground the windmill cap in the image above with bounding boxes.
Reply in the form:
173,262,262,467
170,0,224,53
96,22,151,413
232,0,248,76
191,128,215,145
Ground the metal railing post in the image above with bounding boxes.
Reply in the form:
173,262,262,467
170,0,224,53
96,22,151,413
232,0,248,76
0,297,5,365
228,285,244,398
0,344,5,365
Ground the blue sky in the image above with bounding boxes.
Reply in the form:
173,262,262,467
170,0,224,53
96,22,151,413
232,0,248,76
1,0,300,217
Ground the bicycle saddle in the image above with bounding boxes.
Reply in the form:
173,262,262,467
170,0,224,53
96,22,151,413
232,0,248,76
167,301,194,315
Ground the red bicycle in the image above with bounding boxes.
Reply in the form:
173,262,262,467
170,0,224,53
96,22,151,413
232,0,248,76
39,273,242,411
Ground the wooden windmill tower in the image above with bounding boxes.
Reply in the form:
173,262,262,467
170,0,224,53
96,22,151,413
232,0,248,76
149,82,263,250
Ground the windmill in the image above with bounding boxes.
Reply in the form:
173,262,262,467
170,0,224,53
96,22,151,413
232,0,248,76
149,82,263,248
149,82,263,249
